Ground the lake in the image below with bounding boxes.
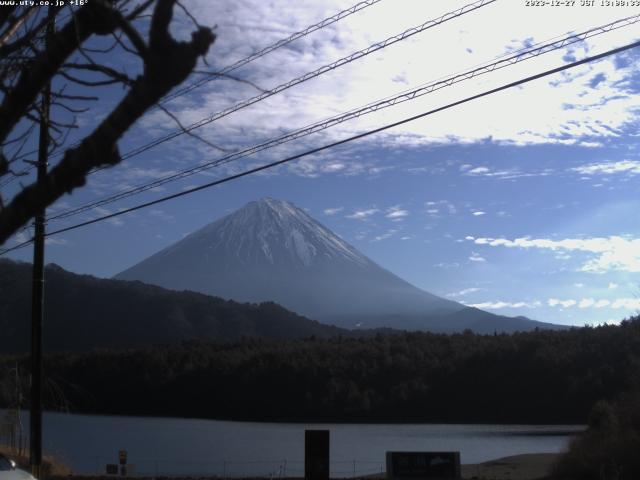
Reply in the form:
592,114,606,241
5,411,584,477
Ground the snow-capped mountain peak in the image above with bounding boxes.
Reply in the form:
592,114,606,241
115,197,464,323
186,197,369,268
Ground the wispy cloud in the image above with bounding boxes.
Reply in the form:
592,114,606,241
548,298,577,308
324,207,344,216
44,237,69,246
467,235,640,273
346,208,378,220
386,206,409,220
149,209,175,222
462,165,553,180
549,298,640,310
471,296,640,311
372,228,398,242
466,300,541,309
434,262,461,269
469,252,486,263
131,0,640,190
425,200,457,216
447,287,483,298
572,160,640,176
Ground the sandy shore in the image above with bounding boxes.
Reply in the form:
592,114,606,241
461,453,560,480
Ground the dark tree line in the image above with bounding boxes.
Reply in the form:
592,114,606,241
2,318,640,424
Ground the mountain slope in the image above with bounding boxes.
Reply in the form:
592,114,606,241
0,259,347,353
116,198,462,322
115,198,561,333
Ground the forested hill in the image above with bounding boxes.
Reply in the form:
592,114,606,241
2,319,639,424
0,259,346,352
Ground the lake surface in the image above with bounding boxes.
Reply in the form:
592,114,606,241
4,411,584,477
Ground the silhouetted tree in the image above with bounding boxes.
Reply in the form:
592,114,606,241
0,0,215,244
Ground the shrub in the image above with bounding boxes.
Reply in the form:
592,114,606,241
554,392,640,479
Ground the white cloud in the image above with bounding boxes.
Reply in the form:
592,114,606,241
126,0,640,191
386,206,409,219
611,298,640,310
594,299,611,308
346,208,378,220
579,298,595,308
323,162,346,172
372,229,398,242
572,160,640,176
548,298,577,308
472,211,486,216
470,235,640,273
469,252,486,263
608,282,619,289
323,207,343,216
44,237,68,246
467,166,490,175
548,297,639,310
464,166,553,180
447,287,483,298
425,200,458,216
467,301,541,309
434,262,461,268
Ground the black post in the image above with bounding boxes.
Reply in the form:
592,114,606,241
305,430,329,480
30,9,53,479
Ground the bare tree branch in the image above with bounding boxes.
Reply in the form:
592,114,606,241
157,103,231,153
0,0,215,244
0,0,125,144
0,8,56,57
63,62,134,85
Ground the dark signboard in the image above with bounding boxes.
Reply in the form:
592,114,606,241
386,452,461,479
305,430,329,480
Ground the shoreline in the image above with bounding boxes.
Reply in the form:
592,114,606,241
462,453,560,479
40,454,561,480
11,408,587,428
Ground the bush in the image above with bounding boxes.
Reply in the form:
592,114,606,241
553,393,640,479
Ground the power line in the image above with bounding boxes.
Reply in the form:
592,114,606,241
24,0,499,220
45,13,640,223
3,36,638,256
159,0,385,105
94,0,497,168
0,0,385,190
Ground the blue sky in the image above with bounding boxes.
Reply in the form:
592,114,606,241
3,0,640,326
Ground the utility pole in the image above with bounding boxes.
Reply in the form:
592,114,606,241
29,8,53,479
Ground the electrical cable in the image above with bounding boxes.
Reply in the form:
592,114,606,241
46,12,640,223
3,36,638,256
0,0,385,190
159,0,385,105
114,0,496,163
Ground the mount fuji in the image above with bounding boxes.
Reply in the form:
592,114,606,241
115,198,559,333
